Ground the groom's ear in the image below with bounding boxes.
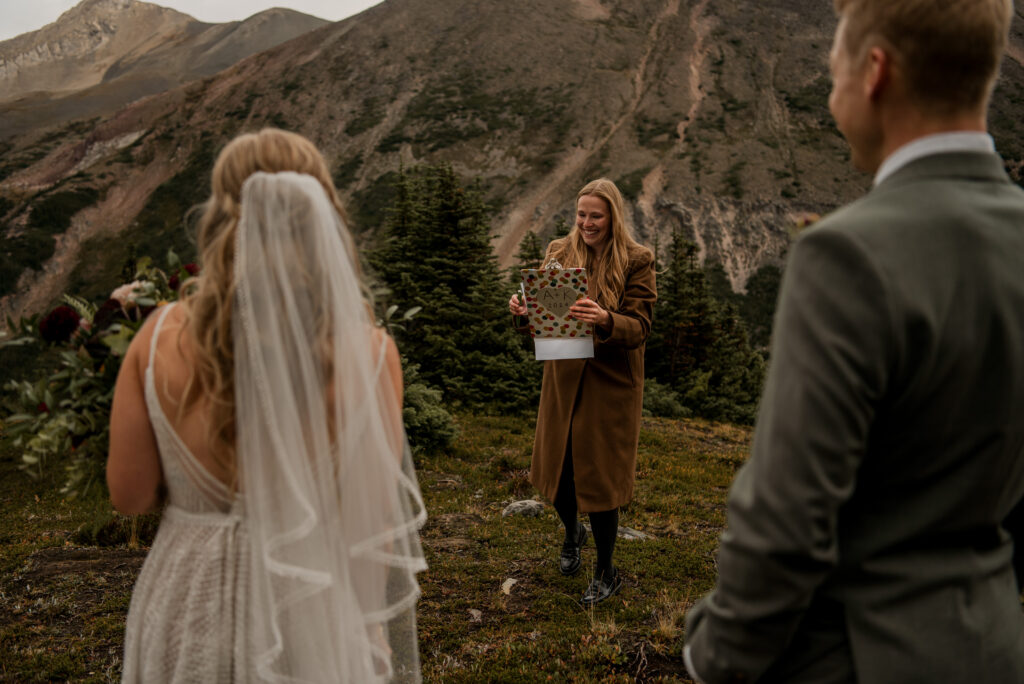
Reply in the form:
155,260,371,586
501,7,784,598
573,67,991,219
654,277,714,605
864,46,891,102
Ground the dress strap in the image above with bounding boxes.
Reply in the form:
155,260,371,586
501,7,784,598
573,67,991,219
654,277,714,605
374,331,389,381
148,303,177,371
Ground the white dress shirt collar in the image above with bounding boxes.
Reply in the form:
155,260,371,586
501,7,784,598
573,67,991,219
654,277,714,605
873,131,996,186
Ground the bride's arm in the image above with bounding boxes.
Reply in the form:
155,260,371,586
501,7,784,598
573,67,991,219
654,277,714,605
372,328,404,460
107,315,165,514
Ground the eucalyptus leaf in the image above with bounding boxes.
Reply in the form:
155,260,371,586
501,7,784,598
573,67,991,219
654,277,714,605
102,325,135,357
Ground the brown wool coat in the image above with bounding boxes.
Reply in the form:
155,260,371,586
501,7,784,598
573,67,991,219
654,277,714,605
519,245,656,513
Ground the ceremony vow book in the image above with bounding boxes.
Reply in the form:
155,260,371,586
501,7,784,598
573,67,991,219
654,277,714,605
520,265,594,360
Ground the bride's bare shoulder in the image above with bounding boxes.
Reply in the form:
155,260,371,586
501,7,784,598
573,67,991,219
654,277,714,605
124,303,192,378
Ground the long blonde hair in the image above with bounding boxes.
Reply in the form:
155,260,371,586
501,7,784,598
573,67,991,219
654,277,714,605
179,128,355,481
547,178,648,309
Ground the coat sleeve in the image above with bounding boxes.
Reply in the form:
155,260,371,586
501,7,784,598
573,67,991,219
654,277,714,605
512,313,531,335
683,226,893,682
1005,494,1024,592
597,251,656,349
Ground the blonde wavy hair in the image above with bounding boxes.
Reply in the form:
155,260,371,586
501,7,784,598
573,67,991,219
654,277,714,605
179,128,355,483
546,178,648,310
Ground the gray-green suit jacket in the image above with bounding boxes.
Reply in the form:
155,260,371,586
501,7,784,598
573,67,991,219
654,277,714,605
685,151,1024,684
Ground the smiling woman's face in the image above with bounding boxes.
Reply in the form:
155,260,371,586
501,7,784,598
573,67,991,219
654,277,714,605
576,194,611,252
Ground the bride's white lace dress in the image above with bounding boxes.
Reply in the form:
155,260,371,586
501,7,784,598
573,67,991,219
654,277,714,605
121,305,253,682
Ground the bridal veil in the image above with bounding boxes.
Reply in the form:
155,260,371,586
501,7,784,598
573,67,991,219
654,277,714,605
233,171,426,682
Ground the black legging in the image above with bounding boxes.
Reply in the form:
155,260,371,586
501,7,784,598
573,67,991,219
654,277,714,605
552,433,619,575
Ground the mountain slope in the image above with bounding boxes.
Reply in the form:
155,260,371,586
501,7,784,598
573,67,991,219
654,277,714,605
0,0,327,137
2,0,1024,323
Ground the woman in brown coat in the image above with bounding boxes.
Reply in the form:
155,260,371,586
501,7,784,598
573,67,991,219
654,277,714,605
509,178,656,605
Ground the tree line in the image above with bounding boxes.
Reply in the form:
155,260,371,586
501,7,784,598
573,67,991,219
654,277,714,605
369,163,778,430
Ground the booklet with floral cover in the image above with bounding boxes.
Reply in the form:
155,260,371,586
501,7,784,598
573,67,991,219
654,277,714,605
520,267,595,360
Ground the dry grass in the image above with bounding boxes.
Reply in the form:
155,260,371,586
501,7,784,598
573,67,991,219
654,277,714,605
0,412,752,682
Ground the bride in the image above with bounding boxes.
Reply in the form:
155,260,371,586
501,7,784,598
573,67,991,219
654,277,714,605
106,128,427,682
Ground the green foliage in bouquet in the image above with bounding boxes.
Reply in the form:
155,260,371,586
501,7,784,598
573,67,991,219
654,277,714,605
0,251,198,498
1,247,455,496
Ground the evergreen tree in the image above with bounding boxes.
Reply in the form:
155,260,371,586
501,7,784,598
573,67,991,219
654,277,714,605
552,215,571,239
370,163,540,411
704,261,739,310
645,230,765,424
738,263,783,351
687,303,765,424
369,165,423,304
702,259,783,352
646,232,718,386
508,230,544,285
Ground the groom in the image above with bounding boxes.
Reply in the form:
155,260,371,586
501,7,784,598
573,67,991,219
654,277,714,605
683,1,1024,682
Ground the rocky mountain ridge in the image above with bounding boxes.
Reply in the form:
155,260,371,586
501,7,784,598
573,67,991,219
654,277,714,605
0,0,327,137
2,0,1023,323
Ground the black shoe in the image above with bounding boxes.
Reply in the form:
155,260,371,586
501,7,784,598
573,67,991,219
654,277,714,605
581,566,622,606
559,524,587,576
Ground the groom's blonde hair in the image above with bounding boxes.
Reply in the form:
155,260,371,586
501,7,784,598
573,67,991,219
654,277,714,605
834,0,1013,114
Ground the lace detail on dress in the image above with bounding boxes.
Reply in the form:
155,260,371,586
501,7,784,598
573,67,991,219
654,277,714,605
123,304,252,683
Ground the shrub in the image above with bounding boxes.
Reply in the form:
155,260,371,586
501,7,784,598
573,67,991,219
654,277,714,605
333,153,364,190
401,362,458,455
345,98,385,136
642,378,690,419
616,167,651,202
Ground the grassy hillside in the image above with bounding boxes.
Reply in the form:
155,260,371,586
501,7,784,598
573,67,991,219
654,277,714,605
0,412,750,682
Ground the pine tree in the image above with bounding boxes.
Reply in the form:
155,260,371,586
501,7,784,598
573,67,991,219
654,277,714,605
646,232,718,386
369,166,423,305
369,163,540,411
689,303,765,424
508,230,544,285
552,215,571,239
645,230,765,424
738,263,783,351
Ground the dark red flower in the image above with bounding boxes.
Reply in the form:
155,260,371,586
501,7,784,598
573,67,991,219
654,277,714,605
91,298,126,332
169,263,199,293
38,305,81,344
37,402,49,413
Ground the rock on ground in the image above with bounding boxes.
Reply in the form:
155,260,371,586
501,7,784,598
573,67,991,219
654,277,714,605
502,499,545,517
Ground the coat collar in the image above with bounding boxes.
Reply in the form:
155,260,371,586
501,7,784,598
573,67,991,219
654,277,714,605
875,150,1011,191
